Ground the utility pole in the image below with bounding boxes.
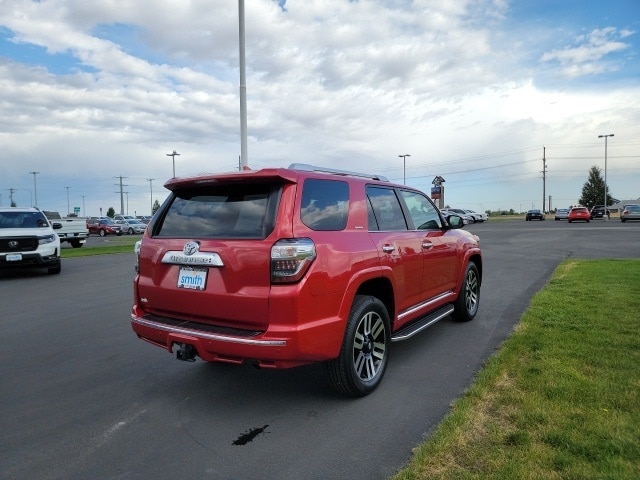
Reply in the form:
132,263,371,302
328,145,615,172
114,176,128,215
398,154,411,185
541,147,547,213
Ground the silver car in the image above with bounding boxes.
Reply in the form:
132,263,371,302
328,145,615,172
620,204,640,222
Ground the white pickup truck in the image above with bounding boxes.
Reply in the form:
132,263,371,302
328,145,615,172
43,211,89,248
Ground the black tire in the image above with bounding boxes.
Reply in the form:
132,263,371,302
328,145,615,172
48,259,61,275
99,229,106,237
128,228,134,235
325,295,390,397
452,262,480,322
70,240,82,248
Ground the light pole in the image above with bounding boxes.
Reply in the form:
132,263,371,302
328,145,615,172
598,134,614,221
147,178,154,215
398,154,411,185
65,186,71,215
29,171,39,207
166,150,180,178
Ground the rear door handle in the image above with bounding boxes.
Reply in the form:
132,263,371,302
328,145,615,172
382,245,395,253
422,241,433,249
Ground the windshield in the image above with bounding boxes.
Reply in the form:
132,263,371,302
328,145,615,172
0,211,49,229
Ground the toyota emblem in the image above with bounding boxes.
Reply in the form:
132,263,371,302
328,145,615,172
183,241,200,256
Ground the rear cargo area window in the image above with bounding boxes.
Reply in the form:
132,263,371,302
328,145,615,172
300,179,349,231
155,183,280,238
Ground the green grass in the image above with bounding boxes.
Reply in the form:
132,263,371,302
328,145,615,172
61,237,139,257
391,259,640,480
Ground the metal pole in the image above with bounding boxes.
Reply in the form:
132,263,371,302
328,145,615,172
166,150,180,178
598,134,614,221
65,186,70,215
239,0,248,169
29,171,39,207
398,154,411,185
147,178,154,215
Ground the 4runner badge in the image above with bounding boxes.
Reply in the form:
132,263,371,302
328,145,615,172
183,241,200,256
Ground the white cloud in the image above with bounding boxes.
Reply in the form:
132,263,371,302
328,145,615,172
0,0,638,215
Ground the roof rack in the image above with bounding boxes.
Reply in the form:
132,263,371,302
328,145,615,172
288,163,389,182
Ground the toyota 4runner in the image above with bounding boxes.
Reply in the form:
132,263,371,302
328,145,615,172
131,164,482,396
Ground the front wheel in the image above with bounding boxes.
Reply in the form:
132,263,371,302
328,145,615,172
452,262,480,322
325,295,390,397
99,229,106,237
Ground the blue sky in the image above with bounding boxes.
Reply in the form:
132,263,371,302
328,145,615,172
1,0,639,216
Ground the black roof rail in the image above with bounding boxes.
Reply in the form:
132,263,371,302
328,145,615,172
288,163,389,182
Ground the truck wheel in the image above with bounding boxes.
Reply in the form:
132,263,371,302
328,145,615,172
99,229,106,237
325,295,390,397
452,262,480,322
48,259,62,274
70,240,83,248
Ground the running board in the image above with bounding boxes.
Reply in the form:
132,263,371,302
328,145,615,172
391,305,455,342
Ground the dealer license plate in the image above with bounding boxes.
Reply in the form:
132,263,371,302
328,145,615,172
6,253,23,262
177,266,208,290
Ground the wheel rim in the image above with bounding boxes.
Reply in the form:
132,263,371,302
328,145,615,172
464,268,479,314
352,311,387,381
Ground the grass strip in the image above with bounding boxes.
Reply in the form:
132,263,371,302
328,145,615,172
61,237,139,258
391,259,640,480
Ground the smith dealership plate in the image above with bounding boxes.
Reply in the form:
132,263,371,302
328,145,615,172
177,266,208,290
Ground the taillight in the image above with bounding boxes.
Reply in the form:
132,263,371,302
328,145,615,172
271,238,316,283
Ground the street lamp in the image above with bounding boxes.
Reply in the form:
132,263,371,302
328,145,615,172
598,134,614,221
29,171,39,207
398,154,411,185
166,150,180,178
65,186,71,215
147,178,154,215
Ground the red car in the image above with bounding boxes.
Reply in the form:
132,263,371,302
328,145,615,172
131,164,482,396
86,217,123,236
568,207,591,223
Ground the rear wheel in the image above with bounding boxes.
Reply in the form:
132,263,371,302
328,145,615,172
325,295,390,397
452,262,480,322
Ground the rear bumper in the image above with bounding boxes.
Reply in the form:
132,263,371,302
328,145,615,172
130,306,343,368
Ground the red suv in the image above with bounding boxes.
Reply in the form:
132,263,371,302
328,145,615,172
131,164,482,396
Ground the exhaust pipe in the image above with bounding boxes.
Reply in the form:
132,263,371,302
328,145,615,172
175,343,197,362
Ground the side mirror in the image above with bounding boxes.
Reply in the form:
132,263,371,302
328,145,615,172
446,214,464,229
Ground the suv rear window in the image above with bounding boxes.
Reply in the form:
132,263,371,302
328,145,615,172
154,183,281,239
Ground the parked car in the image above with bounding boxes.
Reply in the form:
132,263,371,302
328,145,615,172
463,209,488,222
568,206,591,223
590,205,610,219
136,215,152,224
620,204,640,222
131,164,482,397
115,219,146,235
86,218,123,236
554,208,569,221
441,208,475,224
0,207,61,274
525,209,545,221
113,214,137,222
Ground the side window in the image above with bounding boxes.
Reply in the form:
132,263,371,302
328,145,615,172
399,190,442,230
366,186,408,231
300,179,349,231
